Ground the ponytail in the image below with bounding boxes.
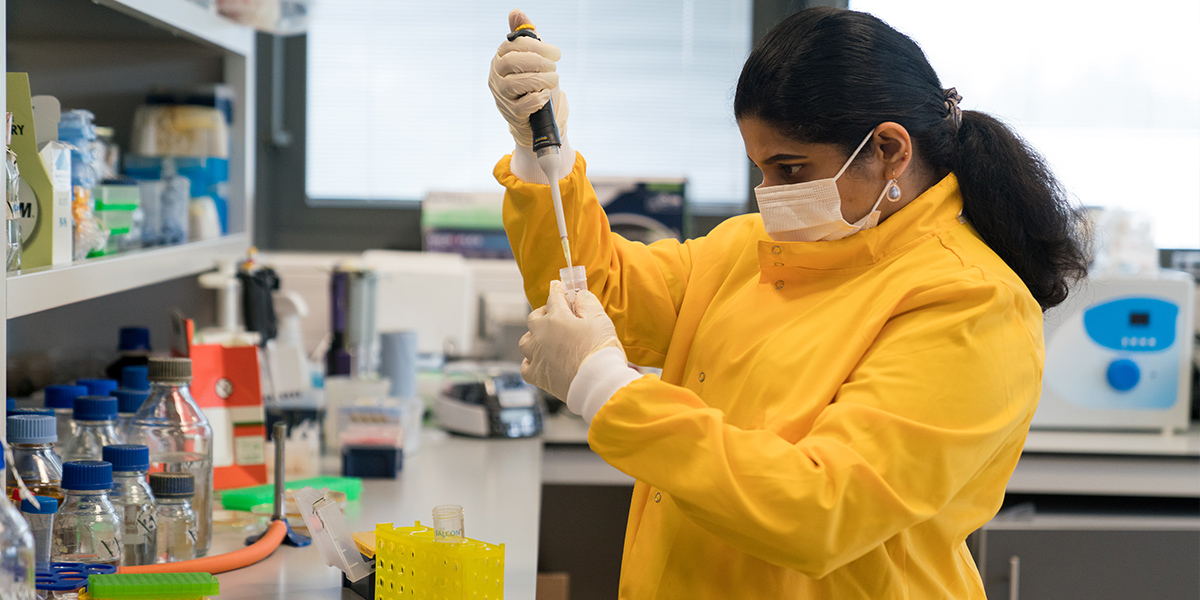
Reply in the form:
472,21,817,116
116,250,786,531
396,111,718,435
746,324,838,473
953,111,1088,310
734,7,1090,310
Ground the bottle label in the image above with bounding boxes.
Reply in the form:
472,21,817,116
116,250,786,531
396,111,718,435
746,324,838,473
139,513,158,535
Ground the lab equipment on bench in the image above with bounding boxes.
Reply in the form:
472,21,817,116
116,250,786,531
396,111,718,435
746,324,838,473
103,445,156,567
6,414,64,502
0,447,36,599
53,461,122,567
1034,270,1196,433
150,473,198,563
435,363,543,438
20,495,56,571
61,397,120,463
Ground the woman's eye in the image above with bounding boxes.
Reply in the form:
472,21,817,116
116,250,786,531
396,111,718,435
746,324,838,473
780,164,803,177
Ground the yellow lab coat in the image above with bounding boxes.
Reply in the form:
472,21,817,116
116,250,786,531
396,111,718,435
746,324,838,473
497,153,1044,599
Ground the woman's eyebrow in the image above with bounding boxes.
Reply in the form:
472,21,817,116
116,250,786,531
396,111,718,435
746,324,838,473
762,153,808,164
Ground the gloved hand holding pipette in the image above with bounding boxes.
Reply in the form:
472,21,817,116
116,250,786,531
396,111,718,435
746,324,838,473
489,9,578,273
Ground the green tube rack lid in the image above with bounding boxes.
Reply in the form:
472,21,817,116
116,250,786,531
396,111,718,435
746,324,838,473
87,573,219,600
219,475,364,512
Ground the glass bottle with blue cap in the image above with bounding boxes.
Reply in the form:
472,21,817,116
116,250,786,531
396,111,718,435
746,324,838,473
0,446,35,599
113,389,149,442
105,326,153,381
42,385,87,452
52,460,122,567
60,397,120,463
150,472,196,563
76,379,118,398
104,444,156,566
5,414,63,501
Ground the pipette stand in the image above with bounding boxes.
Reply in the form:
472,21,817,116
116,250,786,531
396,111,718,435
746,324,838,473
246,422,312,547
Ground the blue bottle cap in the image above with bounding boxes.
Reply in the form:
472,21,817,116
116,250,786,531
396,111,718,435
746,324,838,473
77,378,119,397
102,444,150,472
113,389,149,414
20,495,58,515
44,385,88,410
120,365,150,392
149,472,194,498
61,461,113,491
10,407,54,417
73,396,118,422
7,414,56,444
118,327,151,352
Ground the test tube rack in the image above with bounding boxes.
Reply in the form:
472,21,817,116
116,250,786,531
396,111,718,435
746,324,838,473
374,522,504,600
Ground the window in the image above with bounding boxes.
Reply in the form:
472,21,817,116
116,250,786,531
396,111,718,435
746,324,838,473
306,0,752,207
853,0,1200,249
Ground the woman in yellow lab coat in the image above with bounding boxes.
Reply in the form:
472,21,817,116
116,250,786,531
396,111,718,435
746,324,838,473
489,7,1089,599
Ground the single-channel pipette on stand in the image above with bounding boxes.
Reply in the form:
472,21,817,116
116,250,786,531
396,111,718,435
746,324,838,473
508,14,588,306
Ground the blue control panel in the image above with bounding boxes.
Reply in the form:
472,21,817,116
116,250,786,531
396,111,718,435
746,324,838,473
1082,297,1178,352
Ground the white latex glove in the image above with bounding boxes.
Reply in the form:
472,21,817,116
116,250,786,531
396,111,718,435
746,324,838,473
520,280,624,405
488,10,570,149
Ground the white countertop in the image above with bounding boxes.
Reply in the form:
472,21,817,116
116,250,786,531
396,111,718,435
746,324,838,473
212,429,543,600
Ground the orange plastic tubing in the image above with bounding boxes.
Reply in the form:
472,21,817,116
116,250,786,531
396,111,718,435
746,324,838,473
120,519,288,575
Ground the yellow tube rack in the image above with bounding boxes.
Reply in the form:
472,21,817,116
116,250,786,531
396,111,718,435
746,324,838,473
374,522,505,599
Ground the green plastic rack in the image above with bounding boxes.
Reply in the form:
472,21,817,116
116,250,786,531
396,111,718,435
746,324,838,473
87,573,219,599
219,476,364,512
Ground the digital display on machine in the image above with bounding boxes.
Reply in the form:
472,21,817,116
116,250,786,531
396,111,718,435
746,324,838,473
1129,312,1150,326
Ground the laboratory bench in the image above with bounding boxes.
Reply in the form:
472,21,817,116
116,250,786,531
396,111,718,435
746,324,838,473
212,429,542,600
197,416,1200,600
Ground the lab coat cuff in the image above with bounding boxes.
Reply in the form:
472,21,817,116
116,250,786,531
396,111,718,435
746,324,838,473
509,136,576,185
569,346,641,424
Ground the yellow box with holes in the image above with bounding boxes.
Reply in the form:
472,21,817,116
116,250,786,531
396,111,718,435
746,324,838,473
374,522,505,599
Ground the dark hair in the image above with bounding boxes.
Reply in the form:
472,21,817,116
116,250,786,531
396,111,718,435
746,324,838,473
735,8,1089,310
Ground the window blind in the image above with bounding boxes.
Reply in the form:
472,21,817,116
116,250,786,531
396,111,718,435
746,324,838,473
854,0,1200,249
306,0,752,206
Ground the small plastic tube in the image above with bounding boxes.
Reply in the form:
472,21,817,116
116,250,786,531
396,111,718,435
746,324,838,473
20,496,57,571
432,504,464,543
559,266,587,308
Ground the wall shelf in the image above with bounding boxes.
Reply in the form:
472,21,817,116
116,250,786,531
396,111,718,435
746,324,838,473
94,0,255,55
6,234,249,319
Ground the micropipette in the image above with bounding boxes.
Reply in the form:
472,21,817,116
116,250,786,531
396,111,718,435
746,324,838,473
507,14,573,269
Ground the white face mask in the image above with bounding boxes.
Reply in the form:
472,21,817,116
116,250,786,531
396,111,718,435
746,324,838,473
755,129,896,242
